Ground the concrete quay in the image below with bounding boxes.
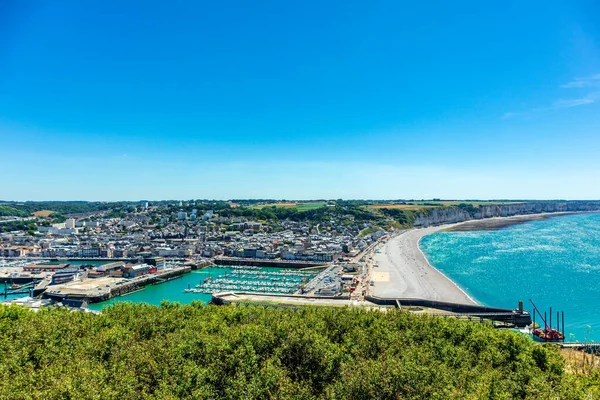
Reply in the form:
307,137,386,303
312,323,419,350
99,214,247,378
211,292,382,309
43,266,191,303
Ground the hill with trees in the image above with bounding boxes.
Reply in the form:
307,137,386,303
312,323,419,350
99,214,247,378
0,303,598,399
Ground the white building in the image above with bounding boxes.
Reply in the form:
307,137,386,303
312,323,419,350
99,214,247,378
65,218,76,229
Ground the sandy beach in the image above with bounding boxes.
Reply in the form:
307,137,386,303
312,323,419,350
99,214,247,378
372,211,599,305
372,226,476,305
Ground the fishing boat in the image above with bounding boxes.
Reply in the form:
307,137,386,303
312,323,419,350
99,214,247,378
8,284,22,290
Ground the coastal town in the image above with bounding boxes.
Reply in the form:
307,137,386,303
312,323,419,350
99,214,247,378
3,201,599,395
1,200,395,308
1,201,388,261
3,198,592,328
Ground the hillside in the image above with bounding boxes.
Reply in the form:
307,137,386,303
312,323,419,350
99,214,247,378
0,303,598,399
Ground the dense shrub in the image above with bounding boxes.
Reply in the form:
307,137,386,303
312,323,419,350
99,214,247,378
0,303,598,399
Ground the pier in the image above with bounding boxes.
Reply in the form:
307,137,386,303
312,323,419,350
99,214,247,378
365,296,532,327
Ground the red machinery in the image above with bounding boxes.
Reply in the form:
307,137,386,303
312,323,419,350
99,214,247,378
529,299,565,342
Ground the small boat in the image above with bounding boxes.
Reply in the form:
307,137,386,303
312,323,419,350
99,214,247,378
8,284,22,290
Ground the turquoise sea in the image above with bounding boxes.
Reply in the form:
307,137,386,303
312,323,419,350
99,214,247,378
88,269,213,310
88,266,316,311
420,212,600,342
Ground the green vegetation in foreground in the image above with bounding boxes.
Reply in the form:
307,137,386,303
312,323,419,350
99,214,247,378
1,303,599,399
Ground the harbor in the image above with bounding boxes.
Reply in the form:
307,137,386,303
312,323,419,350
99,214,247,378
87,264,325,310
183,265,320,295
44,265,191,305
0,257,333,310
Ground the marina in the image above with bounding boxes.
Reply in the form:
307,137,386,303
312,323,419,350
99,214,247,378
184,265,320,295
88,265,324,310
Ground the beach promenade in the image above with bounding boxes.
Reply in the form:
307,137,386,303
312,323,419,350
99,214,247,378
372,226,475,305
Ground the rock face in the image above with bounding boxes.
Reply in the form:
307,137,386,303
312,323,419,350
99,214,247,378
412,201,600,227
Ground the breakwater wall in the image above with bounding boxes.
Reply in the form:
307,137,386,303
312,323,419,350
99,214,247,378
413,201,600,227
366,296,531,327
213,257,327,269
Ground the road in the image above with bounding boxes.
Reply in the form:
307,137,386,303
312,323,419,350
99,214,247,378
0,217,34,224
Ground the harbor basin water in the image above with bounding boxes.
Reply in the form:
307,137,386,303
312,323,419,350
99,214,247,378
89,266,318,311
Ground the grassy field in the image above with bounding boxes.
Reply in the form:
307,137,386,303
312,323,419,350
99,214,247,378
32,210,55,217
358,226,381,237
368,204,438,210
296,202,327,211
250,202,327,211
368,201,524,210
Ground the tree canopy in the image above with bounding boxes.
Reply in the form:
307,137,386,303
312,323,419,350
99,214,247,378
0,303,598,399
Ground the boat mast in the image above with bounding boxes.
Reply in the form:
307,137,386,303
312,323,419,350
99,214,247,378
529,299,550,330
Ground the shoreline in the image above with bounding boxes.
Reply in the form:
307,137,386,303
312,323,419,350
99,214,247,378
373,211,595,306
372,226,476,305
441,211,597,232
416,233,478,304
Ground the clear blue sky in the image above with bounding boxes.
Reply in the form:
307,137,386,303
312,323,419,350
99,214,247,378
1,1,600,200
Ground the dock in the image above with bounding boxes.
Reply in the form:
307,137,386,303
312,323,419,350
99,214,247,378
43,266,191,303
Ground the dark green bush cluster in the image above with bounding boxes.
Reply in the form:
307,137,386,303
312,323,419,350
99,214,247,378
0,303,598,399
